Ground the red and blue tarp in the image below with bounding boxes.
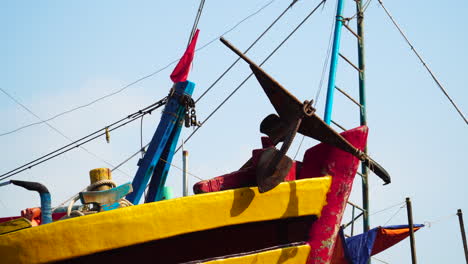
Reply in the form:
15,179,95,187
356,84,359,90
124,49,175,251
332,224,424,264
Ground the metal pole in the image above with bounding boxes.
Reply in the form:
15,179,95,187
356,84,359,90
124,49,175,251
457,209,468,263
323,0,345,124
355,0,370,234
406,197,417,264
182,150,189,196
351,205,355,236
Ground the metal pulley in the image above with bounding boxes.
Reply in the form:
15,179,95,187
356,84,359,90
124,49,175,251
179,93,200,128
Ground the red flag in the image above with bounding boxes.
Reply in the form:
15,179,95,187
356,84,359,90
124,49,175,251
170,29,200,83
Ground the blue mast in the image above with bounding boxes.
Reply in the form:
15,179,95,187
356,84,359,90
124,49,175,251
324,0,345,124
126,81,195,204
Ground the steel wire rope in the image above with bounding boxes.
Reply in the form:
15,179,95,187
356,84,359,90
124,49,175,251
111,0,326,174
0,116,144,182
52,155,204,211
195,0,299,103
4,0,282,205
346,0,372,21
0,87,132,178
175,0,328,154
0,0,278,138
187,0,206,46
383,203,406,226
294,0,336,160
293,0,375,159
369,201,406,216
377,0,467,125
423,213,456,228
0,99,159,179
371,257,390,264
0,98,167,182
159,158,203,181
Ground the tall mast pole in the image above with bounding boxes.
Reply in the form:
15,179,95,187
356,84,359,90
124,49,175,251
406,197,418,264
324,0,345,124
355,0,370,233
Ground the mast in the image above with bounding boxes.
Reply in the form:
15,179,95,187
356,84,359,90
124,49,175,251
324,0,372,236
356,0,370,233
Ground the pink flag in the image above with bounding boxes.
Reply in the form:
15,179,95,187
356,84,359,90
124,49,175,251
170,29,200,83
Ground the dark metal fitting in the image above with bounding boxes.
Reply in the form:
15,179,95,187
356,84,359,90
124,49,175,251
302,100,316,117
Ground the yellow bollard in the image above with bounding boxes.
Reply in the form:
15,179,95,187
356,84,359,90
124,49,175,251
89,168,112,191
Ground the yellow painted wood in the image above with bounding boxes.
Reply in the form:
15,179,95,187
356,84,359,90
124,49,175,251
202,244,311,264
0,218,32,235
89,168,112,190
0,177,331,264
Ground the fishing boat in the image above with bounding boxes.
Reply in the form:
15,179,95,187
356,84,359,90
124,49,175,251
1,0,466,263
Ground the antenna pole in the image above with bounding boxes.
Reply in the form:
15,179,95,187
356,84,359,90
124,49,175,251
182,150,189,197
324,0,345,124
406,197,418,264
457,209,468,263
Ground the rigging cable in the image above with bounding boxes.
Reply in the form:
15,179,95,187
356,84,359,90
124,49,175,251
196,0,299,103
383,203,406,226
346,0,372,21
369,201,406,216
423,213,456,228
52,154,204,212
111,0,313,173
0,87,131,178
377,0,468,125
188,0,206,46
371,257,390,264
175,0,327,153
294,0,336,160
0,98,168,182
0,0,278,138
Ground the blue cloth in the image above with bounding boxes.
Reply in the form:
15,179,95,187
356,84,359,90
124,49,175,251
345,227,378,264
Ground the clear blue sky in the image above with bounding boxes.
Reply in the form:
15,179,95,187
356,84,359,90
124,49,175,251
1,0,467,263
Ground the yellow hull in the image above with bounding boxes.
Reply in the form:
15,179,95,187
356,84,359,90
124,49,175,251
0,177,331,264
202,244,311,264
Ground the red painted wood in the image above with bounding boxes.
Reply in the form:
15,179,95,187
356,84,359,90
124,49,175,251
303,125,368,264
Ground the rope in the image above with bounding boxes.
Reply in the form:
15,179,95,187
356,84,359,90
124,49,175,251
195,0,299,103
94,0,324,185
111,146,147,172
176,0,327,154
63,179,134,218
187,0,206,46
86,179,117,191
293,135,306,160
345,0,372,22
371,256,390,264
52,188,86,212
0,0,278,138
159,158,204,181
369,201,406,216
0,98,167,181
383,204,406,226
0,87,131,179
424,213,456,228
293,0,336,159
377,0,468,126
